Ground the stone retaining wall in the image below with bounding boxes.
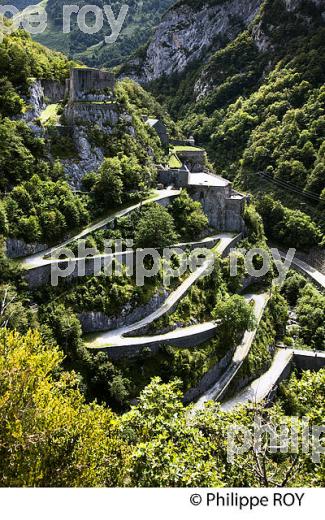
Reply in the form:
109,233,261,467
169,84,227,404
26,237,220,289
42,80,66,103
6,238,49,259
78,290,169,333
64,102,119,126
183,348,235,404
98,324,218,361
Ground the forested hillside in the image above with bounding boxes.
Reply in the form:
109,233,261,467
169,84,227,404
141,0,325,247
1,328,324,486
0,28,172,245
0,28,70,115
27,0,175,67
0,1,324,492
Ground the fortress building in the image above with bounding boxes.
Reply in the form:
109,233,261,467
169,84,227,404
143,116,169,147
64,68,118,127
158,144,247,233
67,67,116,103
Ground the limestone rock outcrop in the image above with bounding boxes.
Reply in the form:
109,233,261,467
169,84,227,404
124,0,263,83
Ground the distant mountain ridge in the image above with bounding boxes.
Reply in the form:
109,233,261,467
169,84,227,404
1,0,39,8
19,0,176,68
122,0,263,82
122,0,325,243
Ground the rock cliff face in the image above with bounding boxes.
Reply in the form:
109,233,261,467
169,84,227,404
62,127,105,190
78,290,170,333
124,0,324,87
21,80,45,122
251,0,325,52
125,0,263,82
62,102,124,188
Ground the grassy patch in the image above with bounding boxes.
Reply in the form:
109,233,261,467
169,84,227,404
168,153,182,169
173,145,204,152
39,104,60,126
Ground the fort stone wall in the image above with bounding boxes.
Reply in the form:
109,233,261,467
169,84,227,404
64,102,120,127
69,68,115,102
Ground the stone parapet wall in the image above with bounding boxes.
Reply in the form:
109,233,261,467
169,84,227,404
158,168,189,188
176,149,206,172
293,350,325,371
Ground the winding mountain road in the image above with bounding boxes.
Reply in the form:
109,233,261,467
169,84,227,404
191,248,325,410
193,292,269,410
221,347,325,411
16,186,324,408
86,233,238,349
221,349,294,411
22,189,180,268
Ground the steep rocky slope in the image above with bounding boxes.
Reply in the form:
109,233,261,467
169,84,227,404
122,0,263,81
124,0,325,246
26,0,175,68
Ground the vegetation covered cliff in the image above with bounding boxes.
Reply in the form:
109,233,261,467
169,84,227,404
0,29,173,245
128,0,325,247
0,1,324,491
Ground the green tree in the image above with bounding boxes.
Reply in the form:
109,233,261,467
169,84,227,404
40,304,82,358
256,195,321,249
0,328,128,487
135,203,179,248
280,369,325,419
0,77,24,116
277,210,321,249
0,284,32,332
19,215,42,243
121,377,223,487
212,294,256,346
281,270,307,305
0,204,8,236
11,185,34,213
109,374,131,405
92,158,124,209
40,209,67,243
296,284,325,349
168,189,208,239
0,118,46,190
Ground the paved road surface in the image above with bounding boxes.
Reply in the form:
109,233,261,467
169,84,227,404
22,189,180,268
193,292,269,410
221,349,294,411
85,233,237,349
88,321,218,349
